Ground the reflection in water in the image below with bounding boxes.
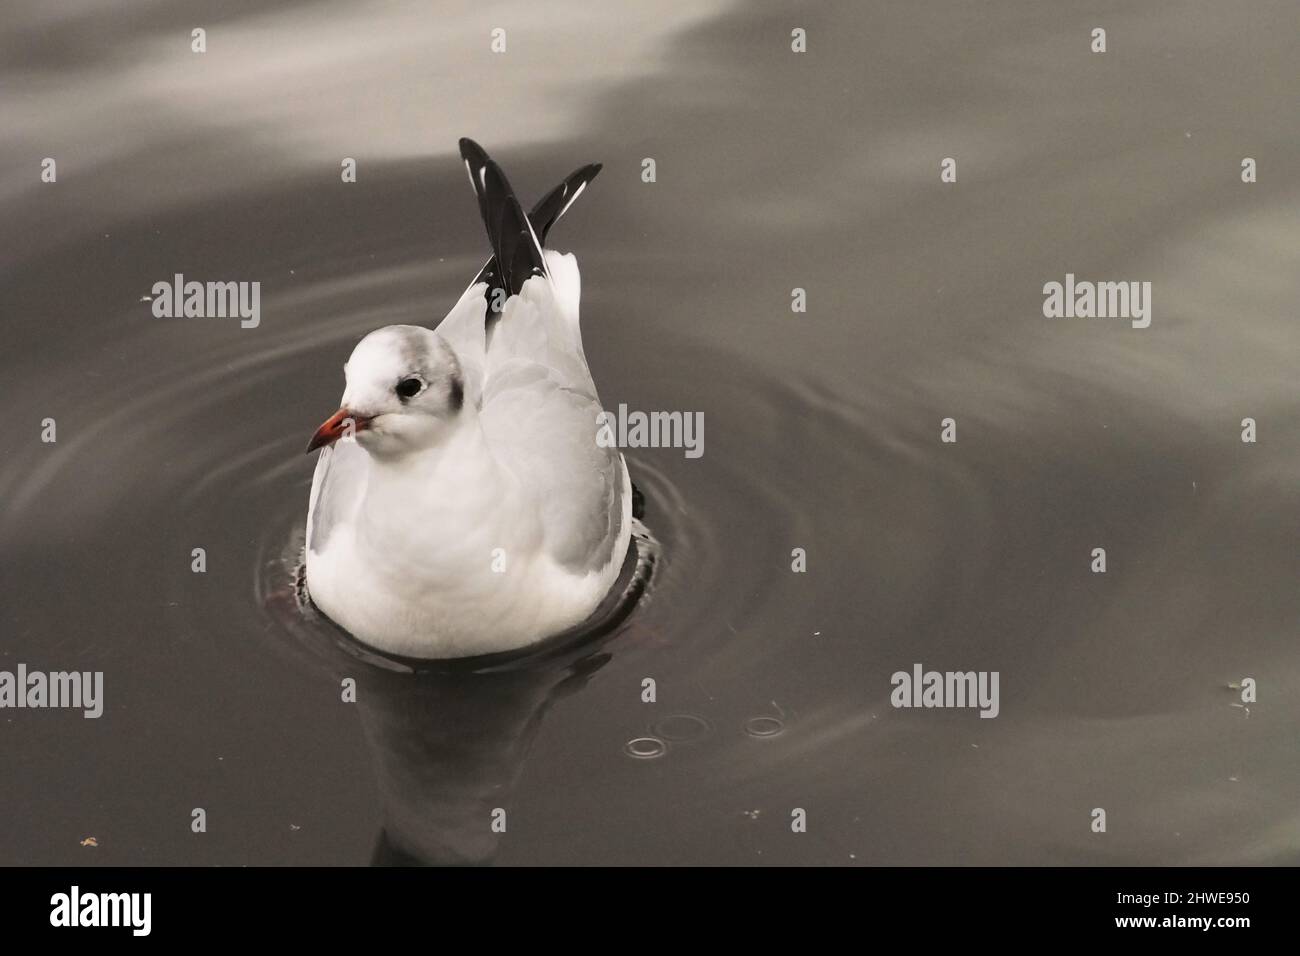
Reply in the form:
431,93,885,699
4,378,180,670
270,520,657,866
358,649,606,865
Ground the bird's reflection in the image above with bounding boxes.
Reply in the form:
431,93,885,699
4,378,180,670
274,521,655,866
358,646,613,865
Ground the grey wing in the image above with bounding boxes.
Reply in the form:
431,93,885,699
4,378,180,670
480,364,626,574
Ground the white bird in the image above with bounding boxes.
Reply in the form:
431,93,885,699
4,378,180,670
303,139,631,659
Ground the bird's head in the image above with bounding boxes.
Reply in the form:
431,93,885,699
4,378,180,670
307,325,466,460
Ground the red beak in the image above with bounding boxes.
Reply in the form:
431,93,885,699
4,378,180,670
306,408,371,453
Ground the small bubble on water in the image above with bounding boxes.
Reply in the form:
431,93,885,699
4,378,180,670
625,736,666,759
650,714,711,742
744,716,784,737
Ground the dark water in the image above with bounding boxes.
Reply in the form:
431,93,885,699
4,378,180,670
2,0,1298,865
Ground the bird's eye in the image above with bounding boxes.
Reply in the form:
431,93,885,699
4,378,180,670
396,377,424,399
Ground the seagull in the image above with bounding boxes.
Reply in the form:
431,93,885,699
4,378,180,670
303,139,631,659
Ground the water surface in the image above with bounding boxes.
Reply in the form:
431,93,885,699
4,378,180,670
1,0,1298,865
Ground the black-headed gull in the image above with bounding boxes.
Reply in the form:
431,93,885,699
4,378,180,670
304,139,631,659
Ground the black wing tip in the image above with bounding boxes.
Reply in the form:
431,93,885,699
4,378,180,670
526,161,603,245
565,162,602,191
477,154,546,295
457,139,600,297
459,138,600,187
458,137,487,162
570,163,602,195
